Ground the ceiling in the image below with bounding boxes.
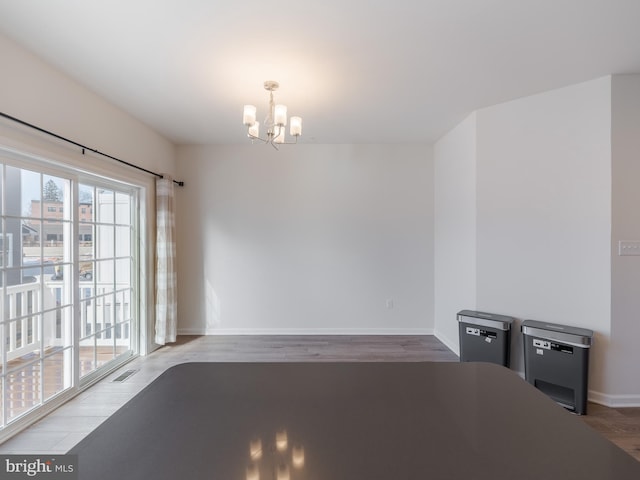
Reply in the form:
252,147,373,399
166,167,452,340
0,0,639,145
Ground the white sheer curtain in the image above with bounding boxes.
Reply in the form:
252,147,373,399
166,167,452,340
155,174,177,345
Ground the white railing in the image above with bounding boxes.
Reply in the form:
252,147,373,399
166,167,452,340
2,278,48,361
2,276,131,362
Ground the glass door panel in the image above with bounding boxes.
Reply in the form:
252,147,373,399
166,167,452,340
78,183,135,381
1,165,74,426
0,156,138,435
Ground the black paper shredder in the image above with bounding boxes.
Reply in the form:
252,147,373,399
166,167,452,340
457,310,515,367
522,320,593,415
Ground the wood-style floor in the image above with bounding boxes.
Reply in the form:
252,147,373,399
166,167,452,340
0,335,638,462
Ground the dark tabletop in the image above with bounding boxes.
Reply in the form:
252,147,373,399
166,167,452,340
69,362,640,479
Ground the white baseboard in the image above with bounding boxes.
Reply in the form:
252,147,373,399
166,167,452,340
588,390,640,408
433,329,459,356
177,327,434,336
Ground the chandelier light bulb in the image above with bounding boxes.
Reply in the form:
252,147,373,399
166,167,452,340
274,104,287,126
289,116,302,137
243,105,257,126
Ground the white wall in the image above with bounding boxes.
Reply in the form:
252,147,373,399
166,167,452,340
176,144,434,334
0,33,177,353
434,112,477,352
609,74,640,404
0,33,175,175
475,77,612,389
434,77,614,397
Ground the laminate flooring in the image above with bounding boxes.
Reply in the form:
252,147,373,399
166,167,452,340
0,335,638,463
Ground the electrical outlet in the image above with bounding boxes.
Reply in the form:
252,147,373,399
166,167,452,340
386,299,394,309
619,241,640,256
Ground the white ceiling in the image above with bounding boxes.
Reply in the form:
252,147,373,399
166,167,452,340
0,0,639,145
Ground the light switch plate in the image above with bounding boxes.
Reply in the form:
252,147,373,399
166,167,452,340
619,240,640,256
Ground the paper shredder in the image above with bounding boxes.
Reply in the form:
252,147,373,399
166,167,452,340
522,320,593,415
457,310,515,367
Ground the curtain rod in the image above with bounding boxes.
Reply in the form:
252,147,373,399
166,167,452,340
0,111,184,187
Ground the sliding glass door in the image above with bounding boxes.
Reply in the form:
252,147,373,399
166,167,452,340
0,166,74,425
0,154,139,432
77,183,136,380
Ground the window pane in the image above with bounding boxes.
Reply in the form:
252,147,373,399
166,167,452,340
42,220,71,261
96,189,114,223
114,289,132,324
43,306,72,350
95,294,114,334
96,225,114,259
0,222,6,269
115,226,130,257
79,184,94,223
115,258,131,287
97,328,115,368
22,219,41,265
79,336,96,378
8,166,39,219
42,175,70,221
44,263,73,309
115,192,130,225
80,299,95,338
0,165,3,216
5,316,40,356
79,224,94,262
43,349,72,401
5,275,42,318
115,321,131,355
6,365,42,422
96,259,114,293
79,261,94,284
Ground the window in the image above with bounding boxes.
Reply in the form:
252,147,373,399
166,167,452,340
0,153,139,437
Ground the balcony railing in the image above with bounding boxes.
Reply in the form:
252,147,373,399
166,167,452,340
2,276,130,362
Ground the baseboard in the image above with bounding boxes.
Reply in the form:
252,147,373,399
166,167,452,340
177,327,435,336
433,329,459,356
588,390,640,408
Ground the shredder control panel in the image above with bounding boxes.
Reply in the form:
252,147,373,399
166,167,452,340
532,338,574,354
466,327,497,339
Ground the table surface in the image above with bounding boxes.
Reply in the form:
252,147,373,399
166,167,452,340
70,362,640,479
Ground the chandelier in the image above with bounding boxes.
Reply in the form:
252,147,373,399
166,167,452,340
243,81,302,148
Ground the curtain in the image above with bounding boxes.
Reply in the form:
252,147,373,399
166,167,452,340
155,174,177,345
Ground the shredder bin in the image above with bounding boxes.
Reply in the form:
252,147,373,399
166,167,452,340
522,320,593,415
457,310,515,367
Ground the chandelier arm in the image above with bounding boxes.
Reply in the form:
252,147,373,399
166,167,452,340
247,131,269,144
278,136,299,145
